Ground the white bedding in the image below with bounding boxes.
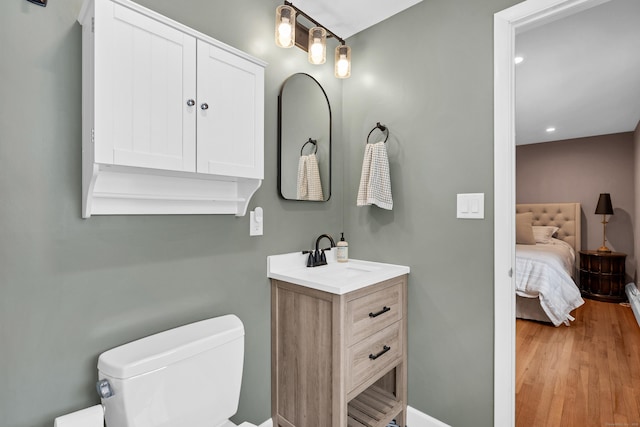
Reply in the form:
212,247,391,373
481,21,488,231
515,238,584,326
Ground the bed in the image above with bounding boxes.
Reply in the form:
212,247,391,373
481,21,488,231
515,203,585,326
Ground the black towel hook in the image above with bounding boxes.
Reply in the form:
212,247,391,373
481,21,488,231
300,138,318,156
366,122,389,144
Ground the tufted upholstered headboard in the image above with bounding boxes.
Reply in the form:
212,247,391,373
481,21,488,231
516,203,581,256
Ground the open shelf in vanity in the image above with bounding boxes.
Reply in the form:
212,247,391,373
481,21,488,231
348,381,404,427
268,253,409,427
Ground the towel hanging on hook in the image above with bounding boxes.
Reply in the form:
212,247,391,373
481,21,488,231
297,138,323,201
366,122,389,144
358,123,393,209
300,138,318,156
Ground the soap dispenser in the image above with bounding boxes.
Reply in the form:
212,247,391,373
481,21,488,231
337,232,348,263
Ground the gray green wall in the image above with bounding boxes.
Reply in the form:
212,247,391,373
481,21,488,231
1,1,343,426
1,0,523,426
342,0,519,425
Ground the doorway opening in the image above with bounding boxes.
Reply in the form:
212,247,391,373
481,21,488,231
493,0,613,425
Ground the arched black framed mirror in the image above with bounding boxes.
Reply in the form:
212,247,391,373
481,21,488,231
278,73,331,201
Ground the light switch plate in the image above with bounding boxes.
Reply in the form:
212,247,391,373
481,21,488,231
457,193,484,219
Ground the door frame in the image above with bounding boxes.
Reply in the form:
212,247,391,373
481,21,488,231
493,0,611,425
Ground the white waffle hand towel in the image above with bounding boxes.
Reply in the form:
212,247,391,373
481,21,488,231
296,153,324,201
357,141,393,210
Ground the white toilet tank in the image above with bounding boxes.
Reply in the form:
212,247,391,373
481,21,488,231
97,315,245,427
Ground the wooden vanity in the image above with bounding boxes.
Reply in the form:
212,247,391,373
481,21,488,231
269,255,408,427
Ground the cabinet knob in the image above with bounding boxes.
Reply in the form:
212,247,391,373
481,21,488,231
200,103,209,110
186,99,195,107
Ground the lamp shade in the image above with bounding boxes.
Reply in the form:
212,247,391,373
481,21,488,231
334,45,351,79
308,27,327,64
275,5,296,48
595,193,613,215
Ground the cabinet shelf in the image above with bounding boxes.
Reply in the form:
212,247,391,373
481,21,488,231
348,385,403,427
93,192,246,202
83,165,261,217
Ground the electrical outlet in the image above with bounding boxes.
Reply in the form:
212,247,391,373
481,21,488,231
250,207,263,236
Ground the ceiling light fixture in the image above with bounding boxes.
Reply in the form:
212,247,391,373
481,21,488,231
546,127,556,133
275,1,351,78
514,56,524,64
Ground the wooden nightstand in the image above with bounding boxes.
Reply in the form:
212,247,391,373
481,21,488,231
578,250,627,303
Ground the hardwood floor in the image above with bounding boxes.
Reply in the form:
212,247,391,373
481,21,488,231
516,299,640,427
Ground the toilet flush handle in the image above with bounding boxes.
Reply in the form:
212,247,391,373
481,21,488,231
96,379,114,399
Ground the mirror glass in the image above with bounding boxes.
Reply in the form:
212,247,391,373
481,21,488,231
278,73,331,201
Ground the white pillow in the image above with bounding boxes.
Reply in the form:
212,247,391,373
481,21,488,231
532,226,559,244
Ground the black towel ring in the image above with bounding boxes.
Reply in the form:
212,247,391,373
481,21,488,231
366,122,389,144
300,138,318,156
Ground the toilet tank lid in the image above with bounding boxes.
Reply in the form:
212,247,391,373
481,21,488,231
98,315,244,379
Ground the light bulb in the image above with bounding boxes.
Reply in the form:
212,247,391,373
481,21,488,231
278,20,293,47
336,56,349,77
310,39,324,64
308,27,326,65
334,44,351,78
275,5,295,48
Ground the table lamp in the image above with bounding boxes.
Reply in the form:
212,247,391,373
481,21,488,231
595,193,614,252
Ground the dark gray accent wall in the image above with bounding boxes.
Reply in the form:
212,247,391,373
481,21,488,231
0,1,344,426
516,133,636,279
342,0,520,425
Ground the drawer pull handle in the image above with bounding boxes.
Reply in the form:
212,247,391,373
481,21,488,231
369,306,391,318
369,345,391,360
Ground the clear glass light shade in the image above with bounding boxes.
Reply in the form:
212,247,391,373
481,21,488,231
308,27,327,64
275,5,296,48
334,45,351,79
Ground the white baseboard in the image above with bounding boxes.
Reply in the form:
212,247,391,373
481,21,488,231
257,406,449,427
407,405,451,427
626,283,640,327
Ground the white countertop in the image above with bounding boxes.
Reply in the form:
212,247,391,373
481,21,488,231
267,252,410,295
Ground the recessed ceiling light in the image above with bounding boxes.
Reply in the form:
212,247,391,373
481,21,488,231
546,127,556,133
514,56,524,64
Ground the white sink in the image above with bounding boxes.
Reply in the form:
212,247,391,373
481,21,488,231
267,252,410,295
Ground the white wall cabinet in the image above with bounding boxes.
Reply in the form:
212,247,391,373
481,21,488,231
196,42,264,179
78,0,265,218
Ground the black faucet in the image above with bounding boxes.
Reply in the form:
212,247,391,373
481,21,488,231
304,234,336,267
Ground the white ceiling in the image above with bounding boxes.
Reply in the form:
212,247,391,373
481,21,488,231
515,0,640,145
293,0,640,146
292,0,422,39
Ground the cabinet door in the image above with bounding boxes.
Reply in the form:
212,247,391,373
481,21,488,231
94,0,196,172
196,41,264,179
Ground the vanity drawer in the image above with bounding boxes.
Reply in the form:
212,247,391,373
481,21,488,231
347,321,402,393
347,281,403,345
